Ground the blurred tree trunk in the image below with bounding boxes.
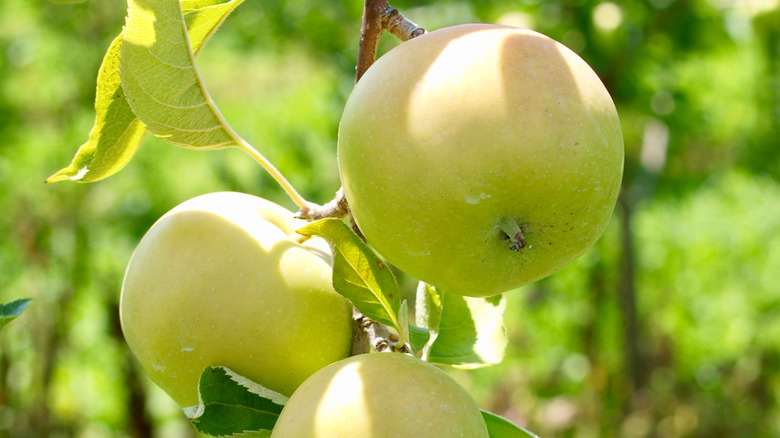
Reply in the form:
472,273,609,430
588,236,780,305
35,195,90,437
753,10,780,177
108,301,154,438
0,353,8,433
126,362,154,438
584,257,607,364
616,192,645,393
583,255,610,431
9,195,74,437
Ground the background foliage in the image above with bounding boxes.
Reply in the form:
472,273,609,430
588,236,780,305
0,0,778,436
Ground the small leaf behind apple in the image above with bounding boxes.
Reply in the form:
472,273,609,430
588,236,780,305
0,299,32,331
188,366,287,437
297,218,402,333
415,282,442,359
408,324,431,354
481,410,540,438
417,284,508,368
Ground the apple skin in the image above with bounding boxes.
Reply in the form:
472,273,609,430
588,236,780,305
338,24,624,297
120,192,353,408
270,353,489,438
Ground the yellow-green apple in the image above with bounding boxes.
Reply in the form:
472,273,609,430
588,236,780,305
338,24,624,297
120,192,353,408
271,353,488,437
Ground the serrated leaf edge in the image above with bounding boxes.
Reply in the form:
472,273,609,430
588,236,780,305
185,366,288,420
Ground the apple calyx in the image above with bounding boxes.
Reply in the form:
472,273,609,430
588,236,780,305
496,217,527,252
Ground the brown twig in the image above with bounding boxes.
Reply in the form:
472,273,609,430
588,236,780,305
355,0,386,83
356,0,425,83
351,308,409,354
314,0,424,358
297,1,425,222
295,187,350,220
384,7,426,43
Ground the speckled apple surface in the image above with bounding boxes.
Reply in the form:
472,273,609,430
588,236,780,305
120,192,353,408
271,353,489,437
338,24,624,297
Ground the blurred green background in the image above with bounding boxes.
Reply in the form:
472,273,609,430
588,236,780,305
1,0,778,436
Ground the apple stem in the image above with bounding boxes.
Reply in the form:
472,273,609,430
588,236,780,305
233,139,313,213
497,217,527,252
240,1,423,215
297,2,425,222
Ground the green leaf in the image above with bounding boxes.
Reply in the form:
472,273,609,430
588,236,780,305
120,0,244,149
46,34,146,183
0,299,32,331
297,218,402,332
419,284,508,368
181,0,232,11
182,0,244,55
408,324,431,354
415,282,442,359
482,410,540,438
188,366,287,437
48,0,242,183
397,299,411,347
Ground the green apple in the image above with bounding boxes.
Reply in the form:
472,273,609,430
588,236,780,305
120,192,353,408
271,353,489,437
338,24,624,297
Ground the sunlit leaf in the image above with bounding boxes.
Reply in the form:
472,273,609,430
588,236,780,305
188,366,286,437
415,281,441,359
46,35,146,183
0,299,32,331
397,299,411,347
421,285,508,368
396,299,431,352
120,0,244,148
48,0,242,183
482,410,540,438
183,0,244,55
297,218,402,332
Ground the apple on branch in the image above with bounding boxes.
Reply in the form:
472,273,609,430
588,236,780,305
338,24,624,297
120,192,354,408
271,352,489,437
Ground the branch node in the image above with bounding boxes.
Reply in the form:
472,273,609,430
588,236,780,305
355,0,426,82
351,308,407,355
383,7,426,42
295,187,350,221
